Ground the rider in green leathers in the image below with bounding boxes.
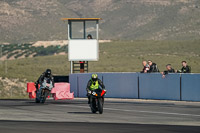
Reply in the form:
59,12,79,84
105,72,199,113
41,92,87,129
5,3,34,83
86,74,106,104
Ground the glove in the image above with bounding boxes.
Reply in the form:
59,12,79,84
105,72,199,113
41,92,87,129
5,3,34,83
87,90,91,95
92,92,96,95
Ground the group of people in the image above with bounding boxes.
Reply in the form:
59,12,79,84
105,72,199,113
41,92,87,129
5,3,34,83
141,60,191,77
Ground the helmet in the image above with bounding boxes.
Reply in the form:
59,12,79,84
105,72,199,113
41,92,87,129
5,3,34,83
91,74,98,81
45,69,51,77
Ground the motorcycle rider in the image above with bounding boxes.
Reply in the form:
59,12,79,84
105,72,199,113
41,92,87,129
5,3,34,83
35,69,54,99
86,74,106,104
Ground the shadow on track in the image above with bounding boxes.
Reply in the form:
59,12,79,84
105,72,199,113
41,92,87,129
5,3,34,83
68,112,92,114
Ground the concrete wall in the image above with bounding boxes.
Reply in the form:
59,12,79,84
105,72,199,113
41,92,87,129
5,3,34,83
69,73,200,102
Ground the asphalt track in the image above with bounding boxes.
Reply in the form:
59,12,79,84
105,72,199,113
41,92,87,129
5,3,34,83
0,98,200,133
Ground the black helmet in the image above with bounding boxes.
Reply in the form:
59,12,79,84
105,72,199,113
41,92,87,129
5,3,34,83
45,69,51,77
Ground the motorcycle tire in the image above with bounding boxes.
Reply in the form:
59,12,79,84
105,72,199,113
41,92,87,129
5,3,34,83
98,98,103,114
90,98,97,113
40,90,48,103
35,98,40,103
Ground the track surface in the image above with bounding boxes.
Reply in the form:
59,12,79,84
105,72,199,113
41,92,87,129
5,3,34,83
0,98,200,133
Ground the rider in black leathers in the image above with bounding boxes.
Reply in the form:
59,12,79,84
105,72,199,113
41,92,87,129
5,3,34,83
35,69,54,91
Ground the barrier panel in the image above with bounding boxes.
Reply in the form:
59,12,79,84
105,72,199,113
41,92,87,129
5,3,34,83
69,74,78,97
139,73,181,100
103,73,138,98
181,74,200,101
69,73,200,101
27,82,37,99
51,83,74,100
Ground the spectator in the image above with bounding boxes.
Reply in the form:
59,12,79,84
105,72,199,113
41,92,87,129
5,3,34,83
177,61,191,73
147,60,159,73
141,61,150,73
161,64,175,78
87,34,93,39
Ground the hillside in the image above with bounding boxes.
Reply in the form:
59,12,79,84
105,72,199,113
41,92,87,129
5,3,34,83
0,0,200,43
1,40,200,81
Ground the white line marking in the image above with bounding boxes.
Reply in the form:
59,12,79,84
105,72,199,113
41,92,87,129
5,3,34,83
56,104,200,117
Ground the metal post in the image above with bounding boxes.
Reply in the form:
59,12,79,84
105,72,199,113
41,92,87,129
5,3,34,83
83,20,86,39
96,20,99,60
68,20,71,39
70,61,73,74
96,20,99,40
68,21,72,74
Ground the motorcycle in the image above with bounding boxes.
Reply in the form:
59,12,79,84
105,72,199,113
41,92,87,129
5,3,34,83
89,89,106,114
35,83,51,103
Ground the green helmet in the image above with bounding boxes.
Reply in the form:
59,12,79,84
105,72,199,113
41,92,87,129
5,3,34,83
91,74,98,81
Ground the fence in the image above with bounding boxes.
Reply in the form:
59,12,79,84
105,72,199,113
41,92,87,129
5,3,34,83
69,73,200,102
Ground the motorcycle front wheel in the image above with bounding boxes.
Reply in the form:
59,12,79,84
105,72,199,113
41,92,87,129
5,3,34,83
40,89,49,103
98,98,103,114
35,90,40,103
90,98,97,113
35,98,40,103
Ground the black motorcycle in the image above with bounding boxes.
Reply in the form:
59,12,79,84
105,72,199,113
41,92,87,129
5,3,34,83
35,83,51,103
90,89,106,114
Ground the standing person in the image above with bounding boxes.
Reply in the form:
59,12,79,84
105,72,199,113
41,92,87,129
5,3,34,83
161,64,175,78
148,60,159,73
177,61,191,73
141,61,150,73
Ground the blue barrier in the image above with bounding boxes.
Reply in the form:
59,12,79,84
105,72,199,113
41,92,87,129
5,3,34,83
139,73,181,100
69,73,200,102
103,73,138,98
69,74,78,97
181,74,200,101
